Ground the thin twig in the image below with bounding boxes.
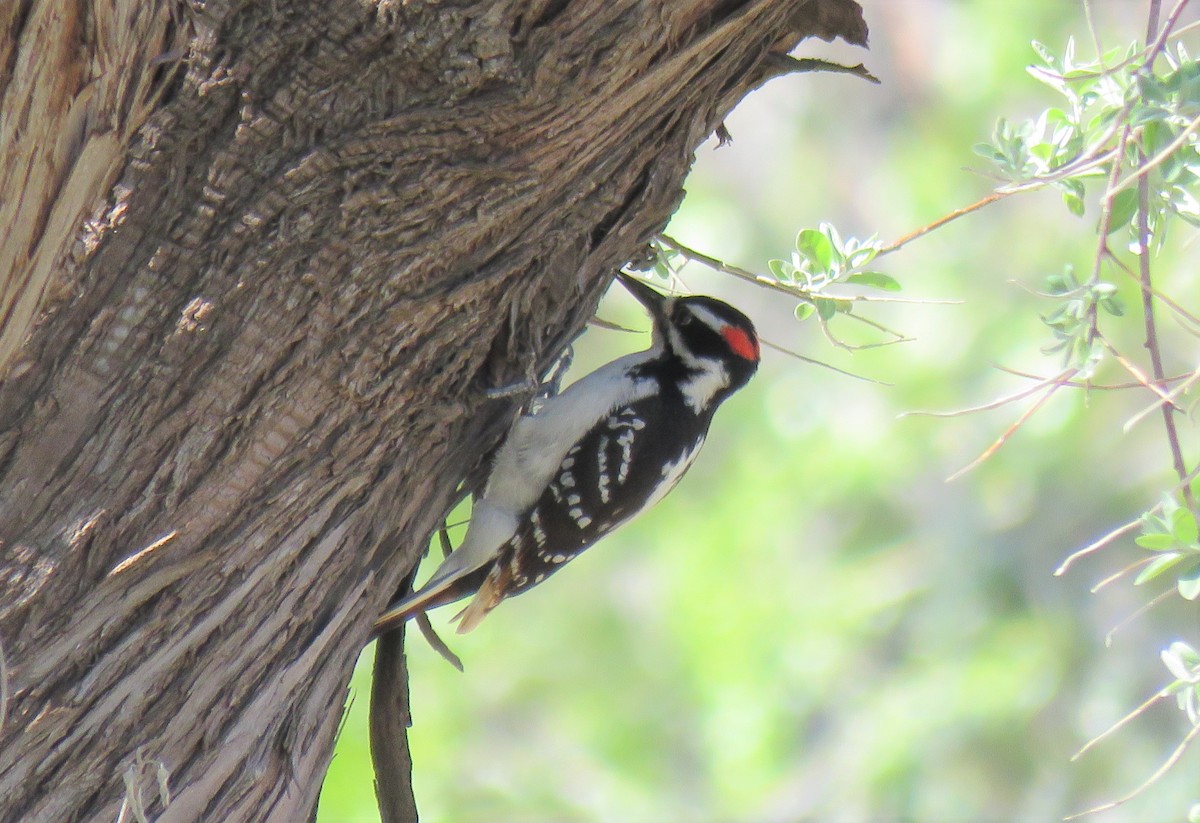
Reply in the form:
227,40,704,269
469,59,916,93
1168,18,1200,39
815,312,854,352
839,311,913,342
759,339,893,385
416,613,464,672
1056,515,1146,576
1064,718,1200,820
1105,250,1200,332
1132,84,1197,509
1095,333,1184,411
1083,0,1106,73
659,234,948,305
1071,688,1171,762
876,192,1008,256
946,376,1074,482
1089,138,1134,289
902,369,1075,419
1103,587,1176,645
1059,464,1200,577
1123,361,1200,433
1146,0,1190,63
1090,555,1155,594
995,363,1192,390
1106,112,1200,201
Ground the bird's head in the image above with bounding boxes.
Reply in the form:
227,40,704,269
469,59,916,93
616,273,760,398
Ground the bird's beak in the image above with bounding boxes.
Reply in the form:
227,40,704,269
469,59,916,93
615,273,667,320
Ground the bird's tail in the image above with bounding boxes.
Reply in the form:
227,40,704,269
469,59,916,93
373,566,488,638
451,563,512,634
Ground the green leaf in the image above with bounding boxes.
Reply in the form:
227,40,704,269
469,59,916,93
1106,189,1139,233
973,142,1005,162
796,229,834,272
845,272,901,292
1179,566,1200,601
1136,533,1178,551
1100,295,1124,317
814,297,837,321
1137,72,1169,105
1045,267,1076,295
767,258,792,282
1135,552,1185,585
1062,190,1085,217
794,302,815,322
1143,120,1175,157
1172,507,1199,545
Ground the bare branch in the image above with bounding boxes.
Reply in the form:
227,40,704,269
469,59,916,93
876,192,1008,256
1055,515,1147,576
903,369,1076,419
1071,688,1172,762
946,376,1074,482
1131,98,1197,509
760,339,893,385
1065,717,1200,820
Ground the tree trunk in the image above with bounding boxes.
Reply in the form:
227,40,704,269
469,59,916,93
0,1,867,821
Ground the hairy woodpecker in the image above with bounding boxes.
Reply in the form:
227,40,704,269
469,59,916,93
375,273,759,635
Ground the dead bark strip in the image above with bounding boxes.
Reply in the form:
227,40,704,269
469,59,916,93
0,1,867,820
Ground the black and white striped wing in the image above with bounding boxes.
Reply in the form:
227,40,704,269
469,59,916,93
495,395,707,597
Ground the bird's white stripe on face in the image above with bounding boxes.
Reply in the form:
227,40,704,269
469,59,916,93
681,364,730,413
670,305,733,412
687,304,729,334
667,324,702,370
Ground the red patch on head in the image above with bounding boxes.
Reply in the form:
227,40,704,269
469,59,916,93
721,326,760,362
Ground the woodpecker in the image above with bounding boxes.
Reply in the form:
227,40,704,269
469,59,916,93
375,273,759,635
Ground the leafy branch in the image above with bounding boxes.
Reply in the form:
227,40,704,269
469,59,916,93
659,3,1200,814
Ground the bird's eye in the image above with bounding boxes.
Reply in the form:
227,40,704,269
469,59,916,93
676,311,694,327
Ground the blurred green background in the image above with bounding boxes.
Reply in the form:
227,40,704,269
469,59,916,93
320,2,1200,821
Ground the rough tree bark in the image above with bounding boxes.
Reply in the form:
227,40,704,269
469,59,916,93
0,1,867,821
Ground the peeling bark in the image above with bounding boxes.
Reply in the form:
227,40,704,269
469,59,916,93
0,1,867,821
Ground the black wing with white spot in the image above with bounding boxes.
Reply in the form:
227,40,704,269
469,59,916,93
496,390,710,597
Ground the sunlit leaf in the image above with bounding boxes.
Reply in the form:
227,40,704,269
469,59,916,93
846,272,901,292
1178,566,1200,601
1136,533,1177,551
1135,552,1186,585
796,229,834,271
1171,507,1199,545
768,258,792,282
